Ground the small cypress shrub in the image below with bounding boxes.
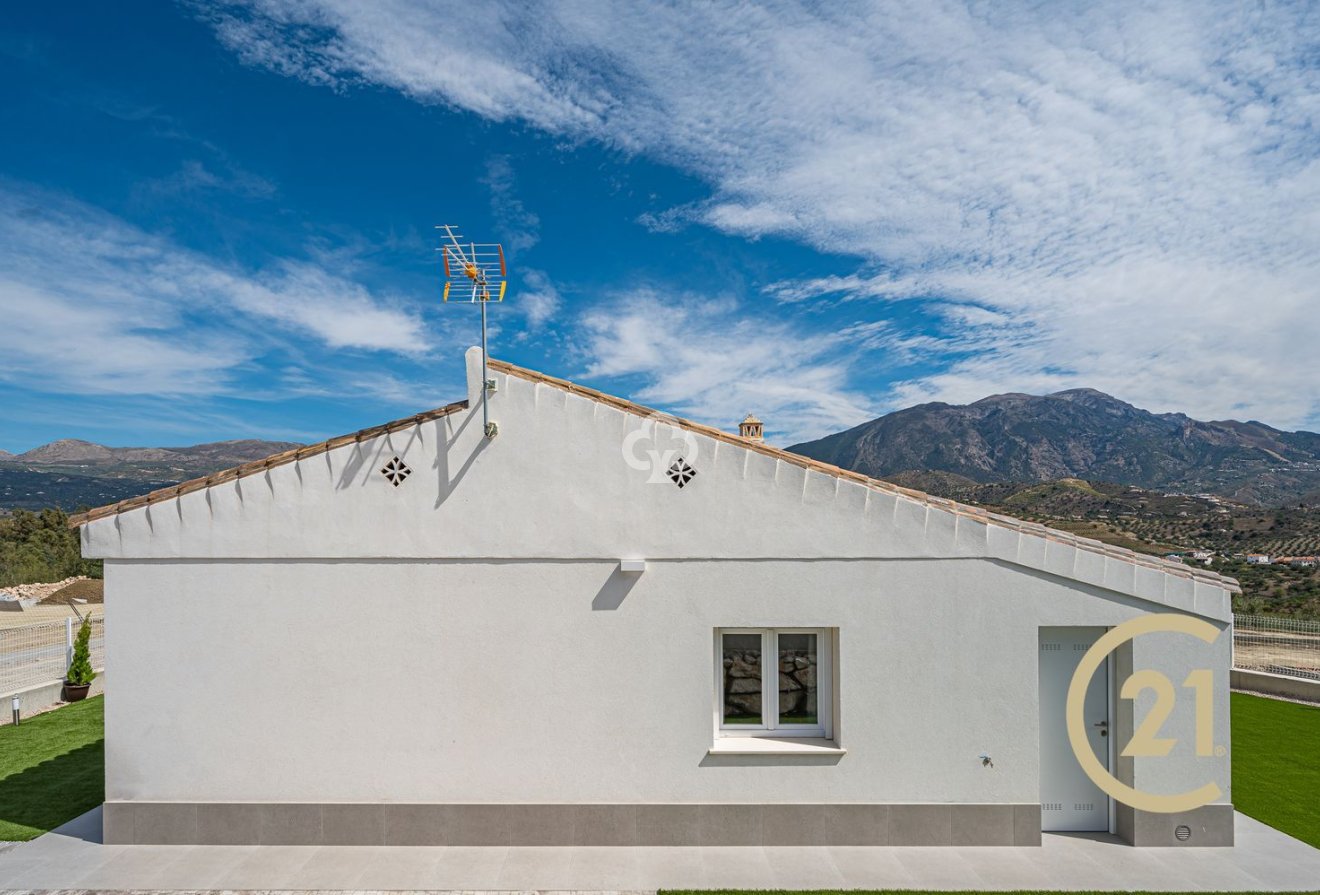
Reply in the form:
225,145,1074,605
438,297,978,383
66,616,96,686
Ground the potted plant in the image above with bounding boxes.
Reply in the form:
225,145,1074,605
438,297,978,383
63,616,96,702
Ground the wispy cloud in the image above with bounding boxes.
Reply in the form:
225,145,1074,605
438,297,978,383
0,182,431,398
481,155,540,252
578,290,878,444
134,159,277,202
204,1,1320,429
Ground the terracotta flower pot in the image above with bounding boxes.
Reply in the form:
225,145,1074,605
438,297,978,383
62,682,91,702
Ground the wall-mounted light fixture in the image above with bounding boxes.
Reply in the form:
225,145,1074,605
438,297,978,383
619,559,647,573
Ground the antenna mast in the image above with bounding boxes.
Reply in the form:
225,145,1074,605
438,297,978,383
437,224,507,438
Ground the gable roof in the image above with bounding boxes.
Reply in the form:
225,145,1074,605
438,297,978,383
488,358,1239,595
66,400,468,528
67,356,1239,597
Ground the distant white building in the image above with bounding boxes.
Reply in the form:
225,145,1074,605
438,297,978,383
73,349,1239,849
1245,554,1272,565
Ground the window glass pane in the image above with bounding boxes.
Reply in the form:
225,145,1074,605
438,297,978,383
722,633,763,725
777,633,819,725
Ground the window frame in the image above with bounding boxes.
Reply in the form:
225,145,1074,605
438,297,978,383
715,627,831,739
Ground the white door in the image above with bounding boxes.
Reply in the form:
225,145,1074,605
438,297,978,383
1039,626,1110,832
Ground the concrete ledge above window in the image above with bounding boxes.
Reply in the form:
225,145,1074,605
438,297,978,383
708,736,846,756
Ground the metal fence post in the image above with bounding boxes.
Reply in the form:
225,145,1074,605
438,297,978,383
66,616,74,670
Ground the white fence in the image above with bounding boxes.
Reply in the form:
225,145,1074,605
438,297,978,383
1233,614,1320,681
0,614,104,696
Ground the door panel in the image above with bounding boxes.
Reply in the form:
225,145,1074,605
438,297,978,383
1039,626,1110,832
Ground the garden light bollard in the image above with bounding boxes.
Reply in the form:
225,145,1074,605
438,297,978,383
10,695,18,726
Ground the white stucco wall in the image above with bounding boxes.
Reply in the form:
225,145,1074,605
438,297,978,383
87,348,1232,808
103,556,1230,805
82,351,1233,625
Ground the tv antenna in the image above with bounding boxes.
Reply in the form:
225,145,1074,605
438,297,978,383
438,224,507,438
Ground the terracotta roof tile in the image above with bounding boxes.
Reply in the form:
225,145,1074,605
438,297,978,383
489,358,1241,594
66,355,1242,597
67,400,468,528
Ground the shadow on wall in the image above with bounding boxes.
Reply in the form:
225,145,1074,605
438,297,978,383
435,409,484,509
593,567,641,610
698,751,844,768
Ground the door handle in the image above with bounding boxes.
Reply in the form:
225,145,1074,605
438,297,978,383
1093,720,1108,737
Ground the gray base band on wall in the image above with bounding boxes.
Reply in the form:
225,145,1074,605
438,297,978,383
104,802,1045,847
1115,803,1235,847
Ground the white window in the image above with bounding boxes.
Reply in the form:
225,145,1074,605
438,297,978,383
717,628,831,738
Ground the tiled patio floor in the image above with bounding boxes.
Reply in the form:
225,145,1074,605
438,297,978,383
1,806,1319,891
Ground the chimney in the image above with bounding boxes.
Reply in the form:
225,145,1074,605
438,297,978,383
738,413,764,442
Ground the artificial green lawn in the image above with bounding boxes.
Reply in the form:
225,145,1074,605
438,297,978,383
1230,691,1320,849
0,695,103,841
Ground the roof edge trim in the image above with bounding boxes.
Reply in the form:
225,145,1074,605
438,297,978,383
489,359,1241,595
68,400,470,528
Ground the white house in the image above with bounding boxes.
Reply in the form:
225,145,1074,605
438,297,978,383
74,349,1239,848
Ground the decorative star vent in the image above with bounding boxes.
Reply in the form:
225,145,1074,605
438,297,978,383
667,457,697,489
380,456,412,487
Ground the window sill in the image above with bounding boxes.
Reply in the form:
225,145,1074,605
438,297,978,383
708,737,846,756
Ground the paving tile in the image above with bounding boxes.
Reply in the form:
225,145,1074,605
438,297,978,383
278,845,385,889
826,845,915,888
632,845,705,888
764,844,847,888
347,845,445,889
0,858,53,889
67,847,185,889
894,846,982,886
137,845,261,889
209,843,319,888
496,845,576,887
963,847,1058,890
696,845,775,889
559,845,644,889
427,844,509,887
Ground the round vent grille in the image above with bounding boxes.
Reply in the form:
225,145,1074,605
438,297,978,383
1174,824,1192,842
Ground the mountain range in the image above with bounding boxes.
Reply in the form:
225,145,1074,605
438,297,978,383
789,389,1320,507
5,388,1320,513
0,439,301,512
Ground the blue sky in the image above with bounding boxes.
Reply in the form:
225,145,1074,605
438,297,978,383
2,1,1318,453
